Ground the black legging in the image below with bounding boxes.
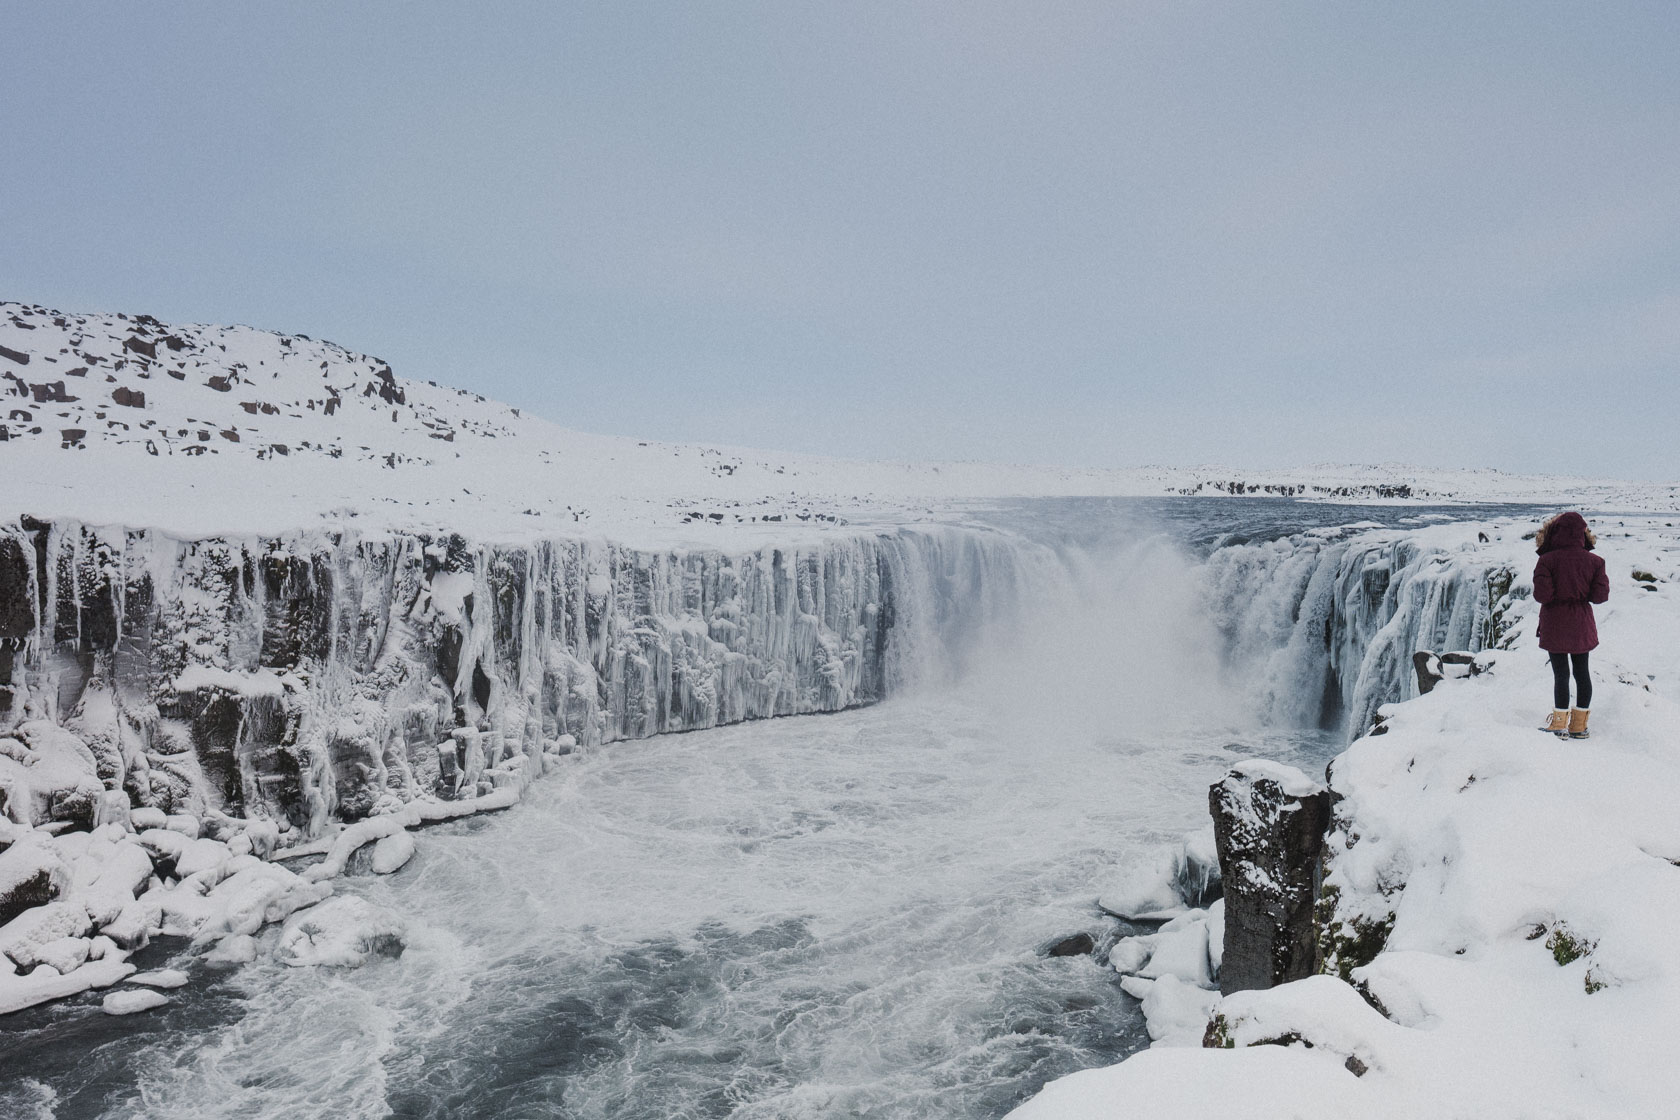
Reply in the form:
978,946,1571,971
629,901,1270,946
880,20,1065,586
1550,651,1591,710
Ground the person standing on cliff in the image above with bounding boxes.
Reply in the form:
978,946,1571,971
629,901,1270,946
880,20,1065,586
1534,511,1609,739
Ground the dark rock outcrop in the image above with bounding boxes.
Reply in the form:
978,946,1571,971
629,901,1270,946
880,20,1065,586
1209,762,1331,996
1043,932,1097,958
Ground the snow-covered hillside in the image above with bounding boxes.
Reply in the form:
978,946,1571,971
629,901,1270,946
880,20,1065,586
4,301,1675,541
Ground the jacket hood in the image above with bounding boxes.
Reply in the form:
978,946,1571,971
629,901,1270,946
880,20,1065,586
1538,511,1592,553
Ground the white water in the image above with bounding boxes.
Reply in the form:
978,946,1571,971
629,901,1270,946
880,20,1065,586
81,699,1328,1120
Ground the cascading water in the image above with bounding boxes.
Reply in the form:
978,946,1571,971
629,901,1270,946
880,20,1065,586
1202,524,1523,737
0,499,1542,1120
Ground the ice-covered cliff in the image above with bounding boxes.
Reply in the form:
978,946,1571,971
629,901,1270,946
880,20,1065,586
0,518,1038,839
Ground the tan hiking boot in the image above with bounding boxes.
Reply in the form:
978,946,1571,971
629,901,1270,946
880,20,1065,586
1569,708,1590,739
1539,710,1569,736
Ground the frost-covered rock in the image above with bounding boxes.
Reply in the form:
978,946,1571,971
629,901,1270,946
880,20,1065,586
275,896,406,967
370,829,415,874
0,724,102,827
0,832,70,924
0,900,92,968
129,807,168,832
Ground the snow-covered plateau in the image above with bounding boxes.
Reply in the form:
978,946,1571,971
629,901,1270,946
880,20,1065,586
2,300,1678,1118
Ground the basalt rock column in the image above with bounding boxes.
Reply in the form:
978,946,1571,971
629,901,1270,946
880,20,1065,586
1209,761,1330,996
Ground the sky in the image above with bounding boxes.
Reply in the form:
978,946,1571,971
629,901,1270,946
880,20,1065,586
4,2,1677,481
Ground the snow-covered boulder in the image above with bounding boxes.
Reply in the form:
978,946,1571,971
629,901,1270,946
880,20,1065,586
31,936,92,975
275,896,407,967
179,861,331,945
0,900,92,968
1116,974,1220,1044
370,829,416,874
100,897,162,951
0,956,136,1015
0,832,70,923
0,723,103,827
102,988,170,1015
129,807,169,832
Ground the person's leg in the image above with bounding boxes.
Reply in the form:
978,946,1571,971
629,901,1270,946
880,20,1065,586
1550,652,1572,711
1571,652,1592,710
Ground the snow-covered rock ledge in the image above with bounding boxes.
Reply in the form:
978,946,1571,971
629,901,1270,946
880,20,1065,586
1014,517,1680,1119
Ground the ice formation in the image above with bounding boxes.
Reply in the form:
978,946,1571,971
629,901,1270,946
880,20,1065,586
1,518,1038,834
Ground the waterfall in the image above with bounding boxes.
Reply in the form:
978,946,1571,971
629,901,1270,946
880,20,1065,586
1200,526,1517,738
0,510,1521,840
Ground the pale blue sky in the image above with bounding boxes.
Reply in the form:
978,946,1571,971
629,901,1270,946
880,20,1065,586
5,3,1677,480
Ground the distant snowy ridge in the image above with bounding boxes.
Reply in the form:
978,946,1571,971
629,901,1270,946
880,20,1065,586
3,301,1675,542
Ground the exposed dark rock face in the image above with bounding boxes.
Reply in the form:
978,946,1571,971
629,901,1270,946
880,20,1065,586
0,519,1021,837
1043,932,1097,958
1412,650,1443,695
1209,762,1331,996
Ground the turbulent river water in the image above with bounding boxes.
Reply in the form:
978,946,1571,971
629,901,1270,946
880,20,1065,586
0,498,1549,1119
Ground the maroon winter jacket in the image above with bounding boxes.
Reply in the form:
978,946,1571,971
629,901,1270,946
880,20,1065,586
1533,511,1609,653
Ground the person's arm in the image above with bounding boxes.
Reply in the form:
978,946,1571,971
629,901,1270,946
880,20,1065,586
1533,559,1554,604
1590,557,1610,604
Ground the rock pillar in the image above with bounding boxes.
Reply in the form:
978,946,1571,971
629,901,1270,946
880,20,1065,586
1209,760,1331,996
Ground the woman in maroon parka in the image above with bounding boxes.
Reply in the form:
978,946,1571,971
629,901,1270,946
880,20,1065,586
1533,511,1609,738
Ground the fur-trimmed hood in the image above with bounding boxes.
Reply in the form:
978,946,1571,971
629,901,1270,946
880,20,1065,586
1537,511,1596,554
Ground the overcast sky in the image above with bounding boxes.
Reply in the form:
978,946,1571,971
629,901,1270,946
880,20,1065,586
5,3,1677,480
